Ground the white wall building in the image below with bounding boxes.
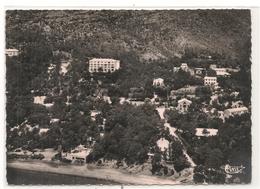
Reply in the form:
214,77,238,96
153,78,164,87
173,63,188,72
177,98,192,113
210,64,231,76
224,106,248,119
174,63,194,75
209,64,217,69
218,111,225,122
90,110,101,121
231,101,244,108
89,58,120,73
195,68,205,75
180,63,189,72
195,128,218,137
6,48,19,57
213,68,231,76
204,76,218,86
62,145,91,164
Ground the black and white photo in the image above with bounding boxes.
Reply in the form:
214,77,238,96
5,9,253,185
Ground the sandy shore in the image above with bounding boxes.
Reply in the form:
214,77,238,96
7,160,180,185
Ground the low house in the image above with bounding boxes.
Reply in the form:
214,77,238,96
180,63,189,72
231,91,240,98
209,64,217,69
209,64,231,76
226,67,240,73
33,96,54,108
218,111,225,122
156,138,170,152
153,78,164,87
147,153,155,163
90,110,101,121
174,63,194,75
210,94,219,105
224,106,248,119
103,96,112,104
6,48,19,57
177,98,192,113
195,128,218,137
128,101,145,106
204,76,218,86
195,68,205,75
59,60,71,75
231,100,243,108
213,68,230,76
34,96,46,105
170,85,198,98
63,145,91,164
173,67,180,72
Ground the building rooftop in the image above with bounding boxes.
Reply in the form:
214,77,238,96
178,98,192,103
204,76,217,79
225,106,248,113
90,58,119,61
196,128,218,137
153,78,164,81
6,48,19,51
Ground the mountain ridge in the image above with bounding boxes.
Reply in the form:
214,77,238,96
6,10,251,63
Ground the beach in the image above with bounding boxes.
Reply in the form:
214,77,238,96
7,167,118,185
7,160,181,185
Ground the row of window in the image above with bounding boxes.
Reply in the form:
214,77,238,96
205,79,217,82
205,82,217,84
90,61,116,64
214,69,226,72
6,52,19,56
90,65,115,68
90,63,116,65
89,68,115,72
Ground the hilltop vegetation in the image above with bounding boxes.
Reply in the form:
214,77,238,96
6,10,251,64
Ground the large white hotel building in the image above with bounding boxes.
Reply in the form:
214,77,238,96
88,58,120,73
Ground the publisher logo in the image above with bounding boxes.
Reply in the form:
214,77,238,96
224,164,245,174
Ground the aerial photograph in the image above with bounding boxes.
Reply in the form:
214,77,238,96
5,10,251,185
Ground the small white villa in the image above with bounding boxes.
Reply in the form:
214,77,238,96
153,78,164,87
177,98,192,113
224,106,248,119
6,48,19,57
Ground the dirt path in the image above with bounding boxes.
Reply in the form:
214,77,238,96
156,107,196,181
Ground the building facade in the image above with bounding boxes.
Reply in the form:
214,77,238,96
204,76,218,86
177,98,192,113
195,68,205,75
212,68,230,76
174,63,195,75
153,78,164,87
180,63,189,72
231,101,244,108
223,106,248,119
6,48,19,57
171,85,198,97
209,64,231,76
89,58,120,73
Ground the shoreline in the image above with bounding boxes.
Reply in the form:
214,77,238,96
7,167,119,185
7,160,181,185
